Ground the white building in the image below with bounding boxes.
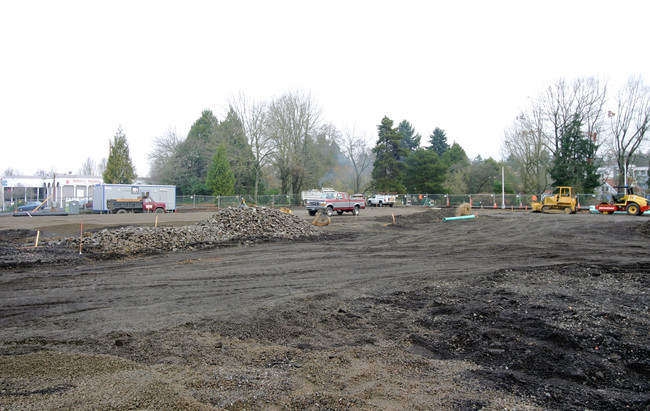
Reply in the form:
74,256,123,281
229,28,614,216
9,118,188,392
1,174,103,211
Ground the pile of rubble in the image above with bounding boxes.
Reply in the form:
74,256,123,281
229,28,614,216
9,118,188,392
50,207,323,256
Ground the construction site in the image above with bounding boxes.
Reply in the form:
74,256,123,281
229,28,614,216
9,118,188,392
1,206,649,410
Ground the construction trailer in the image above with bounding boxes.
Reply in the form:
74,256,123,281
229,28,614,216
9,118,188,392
93,184,176,213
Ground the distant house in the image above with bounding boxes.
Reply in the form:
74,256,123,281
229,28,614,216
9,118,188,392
629,165,649,191
597,164,648,197
598,179,617,198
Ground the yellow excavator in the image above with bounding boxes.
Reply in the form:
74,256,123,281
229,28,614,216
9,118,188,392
531,186,578,214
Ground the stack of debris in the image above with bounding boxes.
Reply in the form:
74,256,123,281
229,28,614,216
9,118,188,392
51,207,323,256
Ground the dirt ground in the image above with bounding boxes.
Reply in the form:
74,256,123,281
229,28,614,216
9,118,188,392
1,206,649,410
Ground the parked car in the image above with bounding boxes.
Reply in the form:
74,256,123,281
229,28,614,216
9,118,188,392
366,194,396,207
16,201,41,212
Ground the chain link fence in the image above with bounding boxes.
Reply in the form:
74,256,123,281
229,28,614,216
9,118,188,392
394,192,617,210
176,194,303,210
1,192,631,213
175,192,614,211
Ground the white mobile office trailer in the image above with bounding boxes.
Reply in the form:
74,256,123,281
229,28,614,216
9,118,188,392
93,184,176,213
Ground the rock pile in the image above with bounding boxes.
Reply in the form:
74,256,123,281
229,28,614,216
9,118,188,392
50,207,323,256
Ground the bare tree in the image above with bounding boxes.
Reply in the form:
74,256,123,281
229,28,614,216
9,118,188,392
302,122,340,190
97,158,107,177
3,168,18,176
266,90,322,195
504,100,553,192
606,76,650,186
504,76,607,192
538,76,607,156
148,128,181,183
339,127,373,193
79,157,96,175
503,109,552,194
228,92,273,201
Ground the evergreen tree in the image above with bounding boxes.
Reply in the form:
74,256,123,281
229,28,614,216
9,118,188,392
188,109,219,143
206,145,235,196
103,126,137,184
397,120,421,153
172,138,210,195
403,149,446,193
371,116,407,192
441,142,470,194
441,142,469,167
550,114,600,192
213,107,256,194
428,127,449,156
169,110,220,195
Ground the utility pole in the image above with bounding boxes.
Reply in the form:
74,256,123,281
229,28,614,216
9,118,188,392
501,167,505,209
52,173,56,211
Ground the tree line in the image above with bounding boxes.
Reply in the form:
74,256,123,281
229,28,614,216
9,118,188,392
142,89,515,198
503,76,650,193
99,77,650,197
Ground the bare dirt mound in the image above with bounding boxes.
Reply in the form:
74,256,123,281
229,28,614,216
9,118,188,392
368,207,458,227
187,262,648,410
403,263,650,410
633,218,650,236
0,229,86,269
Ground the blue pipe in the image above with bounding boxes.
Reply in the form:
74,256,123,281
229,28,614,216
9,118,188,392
443,214,476,221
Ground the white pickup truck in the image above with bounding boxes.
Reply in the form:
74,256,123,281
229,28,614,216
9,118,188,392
366,194,396,207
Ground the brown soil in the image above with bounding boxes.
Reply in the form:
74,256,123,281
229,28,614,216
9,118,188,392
1,207,649,410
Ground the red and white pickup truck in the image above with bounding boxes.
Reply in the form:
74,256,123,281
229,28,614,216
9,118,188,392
304,192,366,216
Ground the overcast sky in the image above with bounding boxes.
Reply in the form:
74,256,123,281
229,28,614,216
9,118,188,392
2,0,649,177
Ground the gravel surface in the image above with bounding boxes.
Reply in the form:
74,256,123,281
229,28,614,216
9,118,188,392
1,207,649,410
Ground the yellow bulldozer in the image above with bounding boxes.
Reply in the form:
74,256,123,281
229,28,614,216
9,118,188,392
531,186,578,214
